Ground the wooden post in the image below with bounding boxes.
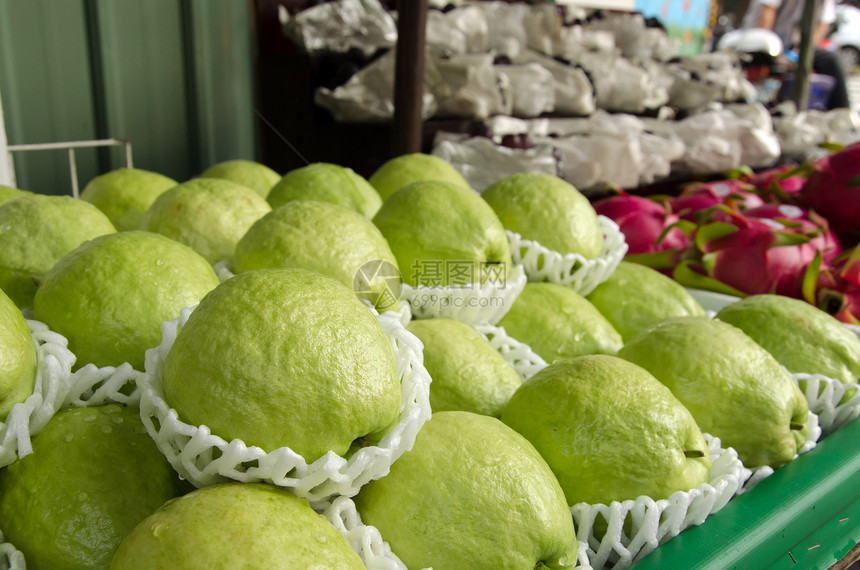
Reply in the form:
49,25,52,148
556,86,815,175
392,0,428,156
793,0,821,110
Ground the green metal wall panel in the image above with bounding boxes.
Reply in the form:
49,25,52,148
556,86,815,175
185,0,257,171
0,0,100,195
90,0,193,182
0,0,257,193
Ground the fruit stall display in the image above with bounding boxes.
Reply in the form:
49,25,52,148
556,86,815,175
0,151,859,569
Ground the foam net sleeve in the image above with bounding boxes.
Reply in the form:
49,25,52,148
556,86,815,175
507,216,627,296
474,323,548,381
571,434,746,570
0,320,75,467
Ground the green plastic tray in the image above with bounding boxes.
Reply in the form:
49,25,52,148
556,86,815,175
632,416,860,569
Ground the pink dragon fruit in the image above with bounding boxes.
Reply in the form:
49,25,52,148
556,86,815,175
743,204,842,264
669,179,766,222
798,142,860,246
673,208,830,299
592,193,693,274
744,164,807,201
803,245,860,324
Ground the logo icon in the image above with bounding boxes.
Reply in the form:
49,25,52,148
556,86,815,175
354,260,402,311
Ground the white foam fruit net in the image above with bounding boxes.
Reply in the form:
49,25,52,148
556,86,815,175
792,373,860,436
0,319,147,469
401,264,527,327
0,530,24,570
322,495,409,570
0,320,75,467
212,260,235,282
507,216,628,296
387,300,412,329
572,434,745,570
138,305,433,505
473,324,548,381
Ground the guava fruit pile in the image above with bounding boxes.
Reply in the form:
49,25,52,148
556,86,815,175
593,142,860,324
0,154,858,570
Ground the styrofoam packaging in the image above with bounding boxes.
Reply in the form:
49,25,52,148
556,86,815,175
401,263,527,326
0,530,24,570
572,434,746,570
138,305,433,505
473,323,548,381
508,216,627,296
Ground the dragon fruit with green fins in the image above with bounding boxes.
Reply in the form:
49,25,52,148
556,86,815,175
668,179,765,222
743,204,842,264
591,192,693,275
744,164,807,202
673,207,833,299
798,142,860,247
803,245,860,324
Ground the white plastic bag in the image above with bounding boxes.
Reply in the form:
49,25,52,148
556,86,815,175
425,5,488,57
282,0,397,56
478,1,530,58
433,53,511,119
516,50,595,116
496,62,556,118
431,134,558,192
316,49,439,122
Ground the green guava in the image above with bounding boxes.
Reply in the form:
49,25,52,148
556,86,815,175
372,180,511,287
501,355,711,506
111,483,364,569
80,168,177,231
587,261,705,342
353,410,578,570
716,294,860,384
233,200,400,311
0,185,31,204
0,194,116,309
0,404,182,570
482,172,604,258
498,282,623,363
33,231,220,370
267,163,382,218
140,178,271,264
199,159,281,198
619,316,809,468
0,288,35,421
406,318,521,417
368,153,470,202
160,268,401,462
